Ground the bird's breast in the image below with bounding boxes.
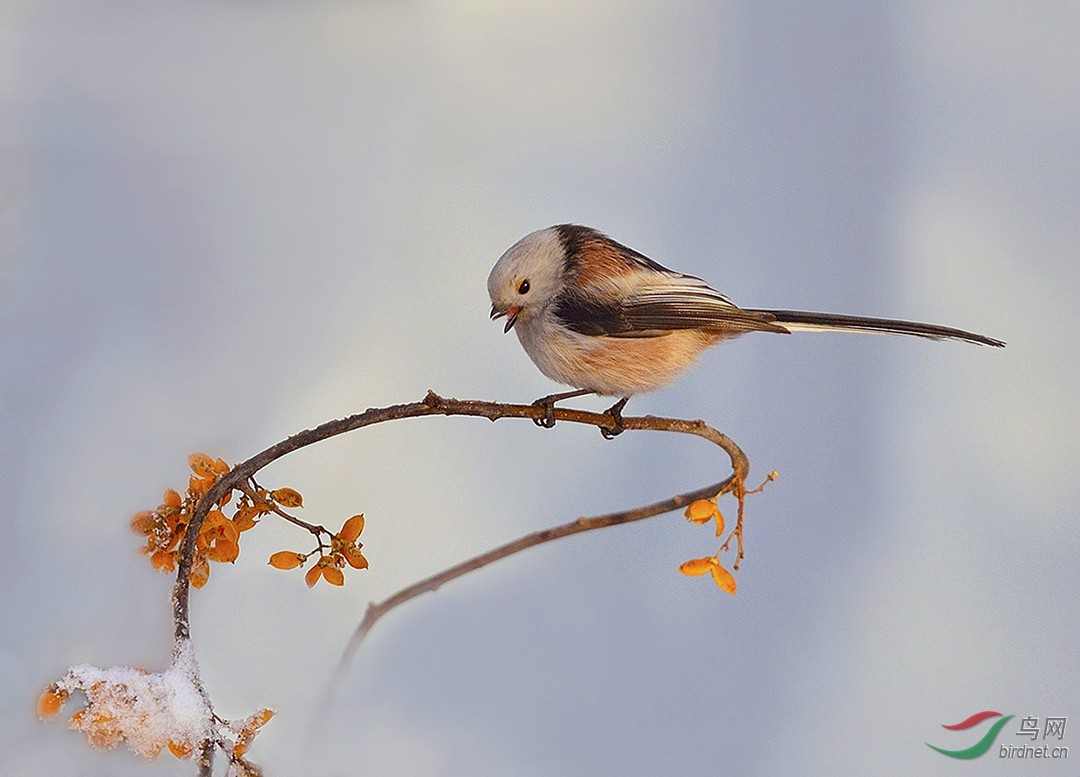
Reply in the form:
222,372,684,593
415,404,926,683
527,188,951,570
515,311,716,396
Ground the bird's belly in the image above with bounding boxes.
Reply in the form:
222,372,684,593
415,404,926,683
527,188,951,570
518,322,715,396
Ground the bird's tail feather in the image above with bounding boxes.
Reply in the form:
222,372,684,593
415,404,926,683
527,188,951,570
747,309,1005,347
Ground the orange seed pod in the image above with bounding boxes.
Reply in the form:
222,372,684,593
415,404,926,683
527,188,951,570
684,499,716,524
678,557,716,577
269,488,303,508
268,551,305,570
338,514,365,542
36,688,66,720
710,563,737,594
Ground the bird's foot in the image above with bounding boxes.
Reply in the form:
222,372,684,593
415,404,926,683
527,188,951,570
600,397,630,439
529,389,591,429
531,397,558,428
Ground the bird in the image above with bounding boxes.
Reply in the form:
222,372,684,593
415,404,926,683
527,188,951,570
488,224,1004,436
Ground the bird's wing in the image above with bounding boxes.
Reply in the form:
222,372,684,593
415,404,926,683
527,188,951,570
554,280,787,338
621,283,782,334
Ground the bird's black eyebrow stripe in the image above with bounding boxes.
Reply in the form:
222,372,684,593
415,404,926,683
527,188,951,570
552,289,628,336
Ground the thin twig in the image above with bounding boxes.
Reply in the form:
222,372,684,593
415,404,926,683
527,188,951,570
196,737,214,777
333,475,738,682
239,481,325,535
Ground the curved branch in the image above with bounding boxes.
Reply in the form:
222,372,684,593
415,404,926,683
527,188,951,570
173,390,748,642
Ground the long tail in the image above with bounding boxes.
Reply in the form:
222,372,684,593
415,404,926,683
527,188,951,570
747,309,1005,347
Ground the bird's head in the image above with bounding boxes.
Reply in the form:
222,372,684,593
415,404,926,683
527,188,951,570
487,227,568,333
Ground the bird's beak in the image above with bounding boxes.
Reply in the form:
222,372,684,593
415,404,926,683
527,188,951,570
490,304,521,333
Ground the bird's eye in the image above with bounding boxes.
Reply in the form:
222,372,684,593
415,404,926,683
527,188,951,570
516,279,530,295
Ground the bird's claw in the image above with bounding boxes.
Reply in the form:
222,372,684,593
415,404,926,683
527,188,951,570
600,422,623,439
531,398,558,428
529,389,591,429
599,397,629,439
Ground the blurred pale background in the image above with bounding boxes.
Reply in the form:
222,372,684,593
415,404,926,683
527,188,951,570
1,2,1077,775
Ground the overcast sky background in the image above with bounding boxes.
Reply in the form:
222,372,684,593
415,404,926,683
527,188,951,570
2,2,1077,775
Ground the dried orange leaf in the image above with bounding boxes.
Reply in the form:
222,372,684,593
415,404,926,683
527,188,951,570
338,514,365,542
206,540,239,563
710,562,737,594
187,453,215,478
130,511,155,535
678,557,716,577
163,488,182,508
85,722,124,750
232,508,259,532
202,509,226,528
322,566,345,586
713,511,726,537
233,708,275,757
270,488,303,508
304,564,322,588
239,708,274,734
684,499,715,524
168,740,193,759
268,551,305,570
188,475,212,497
151,550,176,573
218,516,239,543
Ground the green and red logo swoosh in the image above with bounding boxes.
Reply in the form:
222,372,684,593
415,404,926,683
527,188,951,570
927,711,1014,759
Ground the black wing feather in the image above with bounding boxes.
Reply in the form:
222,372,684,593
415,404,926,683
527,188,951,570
554,286,786,337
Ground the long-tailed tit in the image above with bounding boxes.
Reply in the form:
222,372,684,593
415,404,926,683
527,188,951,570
488,224,1004,435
